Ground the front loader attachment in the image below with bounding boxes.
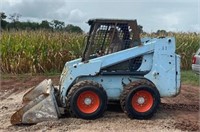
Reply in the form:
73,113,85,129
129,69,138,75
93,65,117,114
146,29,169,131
10,79,60,125
22,79,51,104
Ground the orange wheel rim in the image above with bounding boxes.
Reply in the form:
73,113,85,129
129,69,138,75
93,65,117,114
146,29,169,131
132,90,153,113
77,91,100,114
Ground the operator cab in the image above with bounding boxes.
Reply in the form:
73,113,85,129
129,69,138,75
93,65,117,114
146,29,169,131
82,19,142,62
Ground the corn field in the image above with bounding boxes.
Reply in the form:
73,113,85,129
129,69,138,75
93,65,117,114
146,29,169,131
0,31,85,73
0,30,199,73
175,33,200,70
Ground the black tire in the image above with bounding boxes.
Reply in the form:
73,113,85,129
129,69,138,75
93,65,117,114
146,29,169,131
66,80,107,119
120,80,160,119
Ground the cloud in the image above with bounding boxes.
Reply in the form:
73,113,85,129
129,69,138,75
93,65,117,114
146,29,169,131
67,9,87,23
11,0,66,19
1,0,199,32
161,13,180,27
149,12,183,32
190,24,200,32
1,0,87,24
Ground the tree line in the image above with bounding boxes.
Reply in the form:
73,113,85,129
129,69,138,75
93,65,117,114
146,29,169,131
0,12,83,33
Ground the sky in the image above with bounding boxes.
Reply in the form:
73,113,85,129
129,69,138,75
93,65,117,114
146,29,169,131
1,0,200,32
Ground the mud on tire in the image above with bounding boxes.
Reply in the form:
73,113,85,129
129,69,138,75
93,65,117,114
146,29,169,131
66,80,107,119
120,80,160,119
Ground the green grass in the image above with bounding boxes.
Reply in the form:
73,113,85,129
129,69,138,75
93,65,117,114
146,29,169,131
181,70,199,86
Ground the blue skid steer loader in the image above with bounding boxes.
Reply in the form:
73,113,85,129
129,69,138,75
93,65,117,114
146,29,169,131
11,19,181,125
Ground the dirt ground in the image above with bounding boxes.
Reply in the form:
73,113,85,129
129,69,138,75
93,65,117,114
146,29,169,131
0,75,199,132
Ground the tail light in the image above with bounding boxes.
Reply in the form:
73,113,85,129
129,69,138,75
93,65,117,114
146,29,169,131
192,56,196,64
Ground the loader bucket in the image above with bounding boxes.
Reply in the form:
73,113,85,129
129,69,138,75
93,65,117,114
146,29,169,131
10,79,60,125
22,79,51,104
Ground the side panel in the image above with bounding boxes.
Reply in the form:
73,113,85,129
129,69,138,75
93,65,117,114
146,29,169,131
145,38,181,97
176,55,181,94
145,54,177,97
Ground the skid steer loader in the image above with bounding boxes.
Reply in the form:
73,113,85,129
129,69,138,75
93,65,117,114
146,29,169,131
11,19,181,125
